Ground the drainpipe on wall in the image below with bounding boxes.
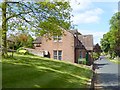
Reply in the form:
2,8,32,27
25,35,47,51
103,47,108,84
76,30,78,46
75,30,79,63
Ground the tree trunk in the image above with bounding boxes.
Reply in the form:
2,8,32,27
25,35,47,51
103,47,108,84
2,1,8,57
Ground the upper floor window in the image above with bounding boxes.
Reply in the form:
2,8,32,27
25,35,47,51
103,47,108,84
35,44,41,47
53,36,62,42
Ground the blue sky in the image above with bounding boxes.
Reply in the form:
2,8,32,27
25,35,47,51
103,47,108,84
70,0,119,45
0,0,119,45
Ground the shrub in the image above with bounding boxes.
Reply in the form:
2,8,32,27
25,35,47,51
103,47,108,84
78,58,86,65
93,52,99,60
17,47,29,55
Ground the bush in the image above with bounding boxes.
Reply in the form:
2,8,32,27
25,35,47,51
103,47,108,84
17,47,29,55
93,52,99,60
78,58,86,65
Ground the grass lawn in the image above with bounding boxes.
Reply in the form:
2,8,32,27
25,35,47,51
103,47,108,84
2,53,92,88
109,59,120,64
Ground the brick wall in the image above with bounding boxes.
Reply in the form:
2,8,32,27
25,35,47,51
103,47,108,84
34,30,75,63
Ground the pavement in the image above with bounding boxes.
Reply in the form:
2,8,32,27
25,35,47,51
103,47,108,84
94,57,120,90
25,48,44,57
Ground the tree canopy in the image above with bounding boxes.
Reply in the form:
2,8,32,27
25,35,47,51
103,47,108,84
1,1,73,57
100,12,120,58
6,1,72,36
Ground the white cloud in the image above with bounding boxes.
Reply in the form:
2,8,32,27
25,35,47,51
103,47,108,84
78,29,107,44
71,8,104,24
91,0,119,2
70,0,104,24
70,0,92,12
113,9,118,13
78,29,105,37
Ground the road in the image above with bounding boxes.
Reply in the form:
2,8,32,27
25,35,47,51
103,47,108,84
94,57,120,90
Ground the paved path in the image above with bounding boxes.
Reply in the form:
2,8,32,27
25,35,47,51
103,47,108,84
94,57,120,90
25,48,44,57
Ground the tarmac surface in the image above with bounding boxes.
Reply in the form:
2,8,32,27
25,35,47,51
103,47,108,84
94,57,120,90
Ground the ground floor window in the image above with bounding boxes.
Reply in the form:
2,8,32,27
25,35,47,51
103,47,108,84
53,50,62,60
80,51,82,58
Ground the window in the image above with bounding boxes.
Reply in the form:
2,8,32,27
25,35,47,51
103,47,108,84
53,36,62,42
58,36,62,41
58,51,62,60
53,50,57,59
53,36,58,41
80,51,82,58
35,44,41,47
53,50,62,60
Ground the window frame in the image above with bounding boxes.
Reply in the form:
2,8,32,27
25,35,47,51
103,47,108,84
80,51,82,58
53,50,62,60
53,36,62,42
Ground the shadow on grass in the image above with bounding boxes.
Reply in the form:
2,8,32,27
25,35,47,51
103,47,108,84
2,54,92,88
3,54,92,79
3,63,87,88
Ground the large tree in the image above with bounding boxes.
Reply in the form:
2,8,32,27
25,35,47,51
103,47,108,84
0,27,1,47
100,12,120,58
1,0,72,57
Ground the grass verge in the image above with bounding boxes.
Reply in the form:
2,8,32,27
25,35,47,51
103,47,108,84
2,53,92,88
109,59,120,64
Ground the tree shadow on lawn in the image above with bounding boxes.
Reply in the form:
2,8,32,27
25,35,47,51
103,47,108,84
3,55,92,79
2,62,88,88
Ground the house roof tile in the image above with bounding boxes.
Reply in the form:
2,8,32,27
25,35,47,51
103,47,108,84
78,35,93,51
33,37,42,44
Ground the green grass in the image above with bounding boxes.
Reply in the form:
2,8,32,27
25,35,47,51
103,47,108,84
109,59,120,64
2,53,92,88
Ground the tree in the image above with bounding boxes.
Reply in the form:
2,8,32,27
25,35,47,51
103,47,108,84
1,1,72,57
2,0,7,57
100,12,120,58
100,33,110,53
0,27,2,47
8,33,34,50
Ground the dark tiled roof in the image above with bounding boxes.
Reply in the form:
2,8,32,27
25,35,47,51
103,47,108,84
33,37,42,44
78,35,93,51
93,43,102,52
69,30,81,35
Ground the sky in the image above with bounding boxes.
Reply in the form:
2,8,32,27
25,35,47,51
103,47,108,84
70,0,119,45
0,0,119,45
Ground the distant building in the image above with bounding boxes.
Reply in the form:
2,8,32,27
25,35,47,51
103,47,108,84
93,43,102,53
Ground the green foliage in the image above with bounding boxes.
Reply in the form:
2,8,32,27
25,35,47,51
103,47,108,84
108,57,120,64
2,53,92,88
93,52,99,60
1,1,73,56
18,50,27,54
100,12,120,58
6,1,72,37
0,27,2,46
8,33,34,50
16,47,29,55
78,58,86,65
